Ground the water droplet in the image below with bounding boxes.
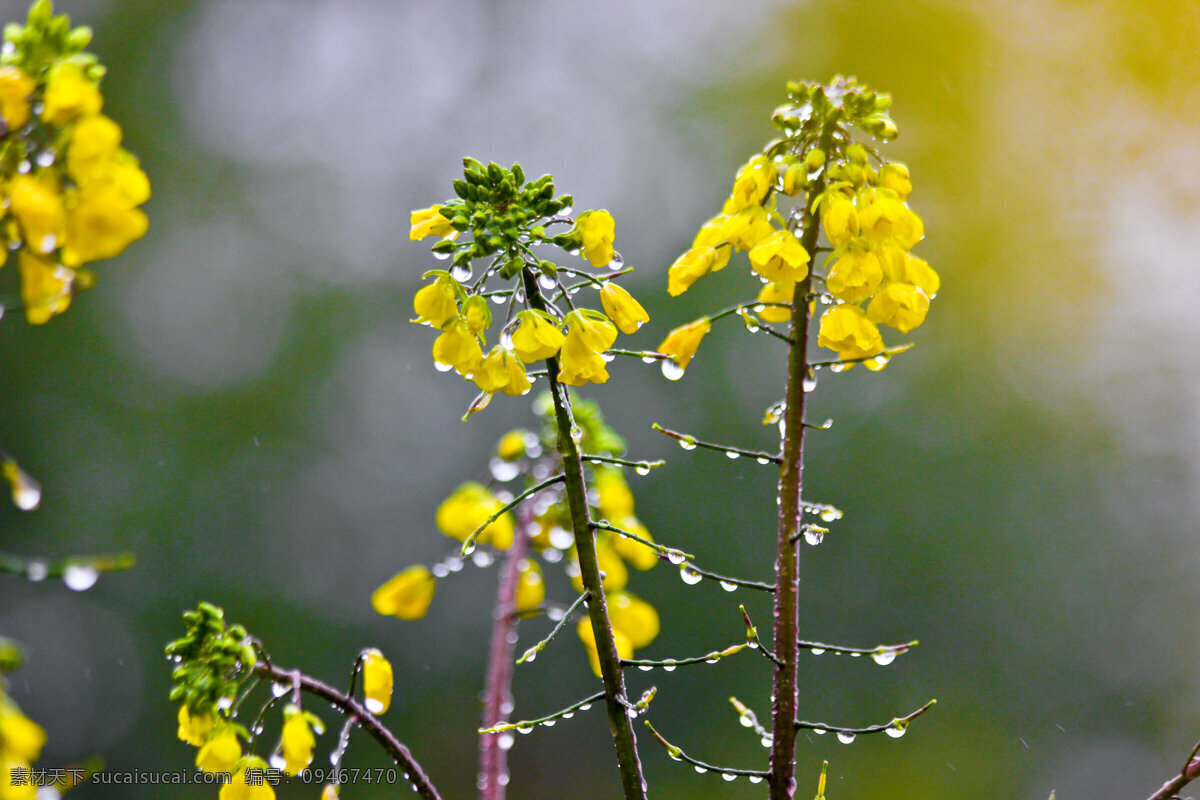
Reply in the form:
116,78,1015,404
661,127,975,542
830,362,850,373
872,649,897,666
434,362,454,373
491,294,507,305
635,462,651,476
578,704,592,712
678,437,697,451
25,561,48,582
35,149,54,167
747,640,759,649
433,250,451,261
641,355,657,364
462,541,478,556
749,776,764,784
756,457,770,465
725,451,740,460
517,724,534,734
216,696,233,711
802,373,817,392
813,727,827,735
548,526,573,550
446,557,464,572
661,360,685,381
679,566,702,585
542,719,557,727
606,254,625,271
450,265,472,281
693,766,708,774
271,683,290,698
17,160,30,174
625,708,638,719
269,754,287,771
661,660,678,672
9,467,41,511
810,647,825,655
803,527,824,546
365,698,385,714
489,458,521,482
638,665,652,672
738,712,756,728
819,507,843,522
538,275,557,290
721,773,737,782
849,651,861,658
432,563,449,578
665,549,687,565
836,731,856,744
885,724,906,738
869,354,891,369
472,550,494,568
561,712,574,719
719,581,738,592
498,773,510,786
760,735,773,747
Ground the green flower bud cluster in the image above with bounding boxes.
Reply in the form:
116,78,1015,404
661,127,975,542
2,0,100,80
435,157,574,277
533,391,626,456
165,602,257,715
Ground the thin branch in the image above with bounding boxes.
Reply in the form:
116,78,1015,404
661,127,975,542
794,698,937,737
251,660,443,800
797,638,919,662
479,691,606,735
741,606,784,667
0,551,136,582
580,455,666,471
809,342,914,370
590,521,693,563
1144,741,1200,800
681,561,775,593
516,592,589,665
652,423,782,465
461,474,565,554
643,720,769,779
608,348,671,361
622,644,746,670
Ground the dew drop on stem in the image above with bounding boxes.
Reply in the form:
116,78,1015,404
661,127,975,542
871,649,897,666
836,731,856,744
661,360,685,381
679,566,702,585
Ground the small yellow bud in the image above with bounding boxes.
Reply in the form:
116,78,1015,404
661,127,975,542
514,559,545,614
599,282,649,334
574,210,616,268
371,565,436,620
409,205,455,240
496,430,529,462
878,162,911,200
196,726,242,774
657,318,711,372
361,649,394,715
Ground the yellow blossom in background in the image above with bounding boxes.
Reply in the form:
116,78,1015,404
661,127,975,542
495,430,528,462
409,205,455,240
657,318,711,371
594,467,633,519
511,310,565,363
177,705,216,746
514,559,545,614
361,649,393,715
0,706,45,763
609,518,658,570
431,318,483,377
8,173,65,254
195,726,241,774
867,282,930,333
0,66,34,129
569,541,628,594
821,197,859,247
576,618,632,678
817,304,884,363
279,707,317,776
61,188,149,266
727,155,773,211
903,255,940,297
826,249,883,303
878,162,911,200
18,251,72,325
219,759,276,800
0,762,36,800
40,62,101,127
320,785,339,800
575,209,616,268
894,206,924,249
473,347,531,397
755,281,795,324
599,283,649,334
748,229,810,283
371,565,436,620
435,482,514,550
412,276,459,329
607,591,659,649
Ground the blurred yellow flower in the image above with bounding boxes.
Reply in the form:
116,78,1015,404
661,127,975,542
371,565,436,620
0,707,45,763
495,430,529,462
18,251,72,325
177,705,216,747
514,558,545,614
62,188,149,266
0,66,34,130
435,483,514,550
8,174,65,254
609,518,658,571
41,63,101,127
280,708,317,776
576,618,632,677
594,467,634,520
361,649,394,715
219,759,276,800
599,283,648,334
607,591,659,649
196,726,242,774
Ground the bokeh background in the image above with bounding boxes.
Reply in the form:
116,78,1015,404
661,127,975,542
2,0,1200,797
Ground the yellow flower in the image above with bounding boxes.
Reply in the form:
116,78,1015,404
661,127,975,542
511,310,564,363
564,309,617,353
594,467,634,519
514,558,545,614
599,283,649,334
0,709,45,763
608,591,659,649
867,282,930,333
0,761,36,800
748,229,810,283
462,295,491,336
66,115,122,176
412,276,459,329
219,759,276,800
575,210,616,268
18,251,73,325
8,174,65,254
435,483,514,550
177,705,216,747
0,66,34,130
70,150,150,207
782,160,806,196
472,347,531,396
826,249,883,303
878,162,911,200
858,195,907,242
569,541,628,594
431,318,483,376
41,63,102,127
903,255,940,298
657,318,711,371
667,246,722,297
755,280,795,324
371,565,436,620
196,726,242,774
409,205,455,240
719,206,774,251
894,207,925,250
877,244,908,283
817,304,884,363
62,189,149,266
609,518,658,570
821,196,859,248
495,430,529,461
576,618,632,677
556,330,610,386
727,155,773,211
320,786,340,800
280,707,318,776
691,216,733,268
361,649,393,715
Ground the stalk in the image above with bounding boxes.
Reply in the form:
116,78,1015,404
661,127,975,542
478,508,531,800
521,268,648,800
767,120,837,800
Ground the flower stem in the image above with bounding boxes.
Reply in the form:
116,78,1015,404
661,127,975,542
478,507,532,800
768,118,837,800
521,268,648,800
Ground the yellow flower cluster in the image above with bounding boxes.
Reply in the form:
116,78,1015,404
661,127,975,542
0,692,46,800
177,704,244,777
815,157,938,368
0,60,149,324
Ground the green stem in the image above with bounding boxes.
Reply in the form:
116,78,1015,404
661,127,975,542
768,117,837,800
521,268,648,800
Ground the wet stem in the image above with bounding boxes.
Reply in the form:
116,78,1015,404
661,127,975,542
520,268,649,800
768,117,838,800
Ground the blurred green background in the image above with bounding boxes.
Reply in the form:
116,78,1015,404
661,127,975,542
2,0,1199,797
